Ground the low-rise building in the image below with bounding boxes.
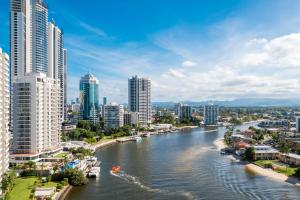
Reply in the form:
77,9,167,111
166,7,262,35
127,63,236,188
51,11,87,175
279,153,300,166
150,124,172,131
62,122,77,134
253,145,279,160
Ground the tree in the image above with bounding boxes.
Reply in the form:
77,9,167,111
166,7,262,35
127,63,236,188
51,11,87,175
2,171,16,193
244,147,255,161
294,168,300,178
279,141,291,154
52,162,60,173
26,161,36,171
64,169,88,186
77,120,92,130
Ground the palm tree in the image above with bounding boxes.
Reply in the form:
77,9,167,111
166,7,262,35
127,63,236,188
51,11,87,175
40,163,45,177
26,161,36,171
52,162,60,173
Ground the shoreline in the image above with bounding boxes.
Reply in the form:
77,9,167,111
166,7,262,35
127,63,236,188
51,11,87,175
213,138,227,150
245,163,300,187
91,139,118,151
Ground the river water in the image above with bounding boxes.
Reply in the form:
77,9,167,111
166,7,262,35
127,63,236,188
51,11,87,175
66,123,300,200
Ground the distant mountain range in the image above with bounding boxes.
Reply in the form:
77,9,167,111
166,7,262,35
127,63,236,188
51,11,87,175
152,98,300,108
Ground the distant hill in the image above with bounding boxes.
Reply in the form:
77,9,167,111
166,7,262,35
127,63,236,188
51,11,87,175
152,98,300,108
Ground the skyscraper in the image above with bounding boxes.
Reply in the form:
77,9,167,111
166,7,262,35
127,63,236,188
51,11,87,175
0,49,10,183
79,73,99,124
204,104,219,125
104,103,124,129
175,103,192,121
63,48,67,120
48,22,65,122
128,76,151,125
10,0,63,162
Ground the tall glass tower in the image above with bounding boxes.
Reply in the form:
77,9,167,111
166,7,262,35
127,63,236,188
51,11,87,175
79,73,99,124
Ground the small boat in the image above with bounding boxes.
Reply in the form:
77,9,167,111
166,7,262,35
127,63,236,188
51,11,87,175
87,166,101,178
141,133,150,137
134,136,142,141
111,166,121,173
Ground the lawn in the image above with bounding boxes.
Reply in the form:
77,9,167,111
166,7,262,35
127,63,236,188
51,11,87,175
253,160,297,177
6,177,37,200
274,166,298,176
53,152,69,158
253,160,275,167
6,177,61,200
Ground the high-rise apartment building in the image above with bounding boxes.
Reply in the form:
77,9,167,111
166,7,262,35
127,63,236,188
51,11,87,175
0,49,10,183
10,0,63,162
128,76,151,125
63,48,67,120
48,22,66,122
79,73,99,124
104,103,124,129
204,104,219,125
11,73,61,161
175,103,192,121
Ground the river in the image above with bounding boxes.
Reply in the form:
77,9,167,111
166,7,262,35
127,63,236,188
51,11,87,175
66,123,300,200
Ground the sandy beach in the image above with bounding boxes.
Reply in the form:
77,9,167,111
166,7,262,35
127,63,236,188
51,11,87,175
245,163,300,186
213,138,227,150
91,139,117,150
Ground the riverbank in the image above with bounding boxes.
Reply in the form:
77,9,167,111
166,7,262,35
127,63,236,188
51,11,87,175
91,138,118,150
245,163,300,186
213,138,227,150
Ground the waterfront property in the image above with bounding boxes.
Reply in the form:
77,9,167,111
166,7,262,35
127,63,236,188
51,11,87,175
103,103,124,129
204,104,219,125
279,153,300,166
10,0,65,163
253,145,279,160
128,75,152,125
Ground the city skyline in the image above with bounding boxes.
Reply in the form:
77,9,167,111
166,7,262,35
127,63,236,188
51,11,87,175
2,0,300,103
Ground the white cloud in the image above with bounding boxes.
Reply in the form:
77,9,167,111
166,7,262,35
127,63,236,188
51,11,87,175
78,21,107,38
66,17,300,102
182,60,197,67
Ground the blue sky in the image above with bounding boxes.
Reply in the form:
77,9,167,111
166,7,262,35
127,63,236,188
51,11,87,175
2,0,300,103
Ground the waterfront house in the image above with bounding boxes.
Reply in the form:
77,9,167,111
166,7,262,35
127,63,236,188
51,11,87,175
279,153,300,166
253,145,279,160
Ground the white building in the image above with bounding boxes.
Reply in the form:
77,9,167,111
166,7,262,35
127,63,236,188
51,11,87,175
48,22,66,122
71,103,81,113
11,73,61,162
128,76,151,125
104,103,124,129
204,104,219,125
124,111,139,126
0,49,10,183
10,0,63,162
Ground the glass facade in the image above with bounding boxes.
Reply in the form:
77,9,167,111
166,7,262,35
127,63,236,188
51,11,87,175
79,73,99,124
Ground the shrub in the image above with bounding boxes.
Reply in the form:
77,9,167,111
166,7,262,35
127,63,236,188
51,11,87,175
51,173,65,182
56,184,63,190
20,170,37,177
64,169,88,186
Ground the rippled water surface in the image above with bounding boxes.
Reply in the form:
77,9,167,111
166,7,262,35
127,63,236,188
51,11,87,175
66,124,300,200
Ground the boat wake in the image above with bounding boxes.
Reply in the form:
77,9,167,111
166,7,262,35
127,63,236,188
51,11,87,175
110,170,195,199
